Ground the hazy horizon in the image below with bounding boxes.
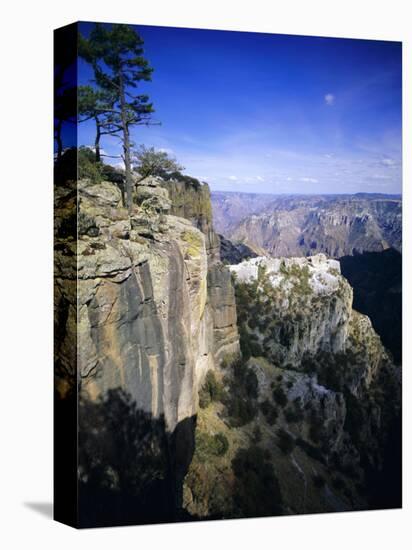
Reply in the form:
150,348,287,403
211,189,402,197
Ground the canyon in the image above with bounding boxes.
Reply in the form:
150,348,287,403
54,169,402,525
212,192,402,258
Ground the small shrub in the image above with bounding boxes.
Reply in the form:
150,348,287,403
284,406,304,423
101,163,125,185
78,147,103,183
214,433,229,456
78,212,99,237
195,431,229,461
252,426,262,443
309,411,323,443
232,445,283,517
295,437,325,464
273,387,288,408
198,370,223,408
57,213,76,239
276,428,295,455
227,395,258,427
313,474,326,488
260,400,278,425
332,477,346,491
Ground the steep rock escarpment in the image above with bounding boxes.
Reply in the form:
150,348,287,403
55,176,239,431
161,176,221,264
55,174,240,525
157,174,239,364
184,254,400,518
56,179,206,433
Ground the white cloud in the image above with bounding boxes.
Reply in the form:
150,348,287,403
228,175,238,181
158,147,175,155
86,145,107,155
256,176,264,181
300,177,319,183
371,174,390,180
324,93,335,106
381,157,395,166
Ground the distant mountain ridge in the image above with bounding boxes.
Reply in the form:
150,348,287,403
212,192,402,258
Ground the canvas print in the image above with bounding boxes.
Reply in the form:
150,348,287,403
54,22,402,528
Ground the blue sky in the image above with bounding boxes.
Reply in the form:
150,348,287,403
78,23,402,194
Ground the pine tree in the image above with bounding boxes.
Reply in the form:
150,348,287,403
132,145,183,183
78,85,117,163
79,24,155,211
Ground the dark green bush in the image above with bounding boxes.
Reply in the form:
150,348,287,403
198,371,224,409
195,431,229,461
227,395,258,427
101,163,125,185
78,147,103,183
332,477,346,491
309,411,324,443
252,426,262,443
162,170,201,189
260,400,278,425
57,213,76,239
78,212,99,237
273,387,288,407
214,433,229,456
313,474,326,488
276,428,295,455
284,407,304,424
232,445,283,517
295,437,325,464
224,357,259,427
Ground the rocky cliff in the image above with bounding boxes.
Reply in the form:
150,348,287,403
183,254,401,517
54,172,239,525
161,176,221,264
55,175,239,431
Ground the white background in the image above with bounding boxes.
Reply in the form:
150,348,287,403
0,0,410,548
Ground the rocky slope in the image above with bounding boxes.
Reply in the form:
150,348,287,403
212,193,402,258
183,254,401,518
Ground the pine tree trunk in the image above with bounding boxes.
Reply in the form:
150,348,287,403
56,119,63,161
119,74,133,213
94,117,101,163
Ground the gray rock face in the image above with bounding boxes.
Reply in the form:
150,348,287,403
55,177,239,435
162,177,221,264
208,263,239,362
135,177,172,213
230,255,353,369
219,233,257,264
